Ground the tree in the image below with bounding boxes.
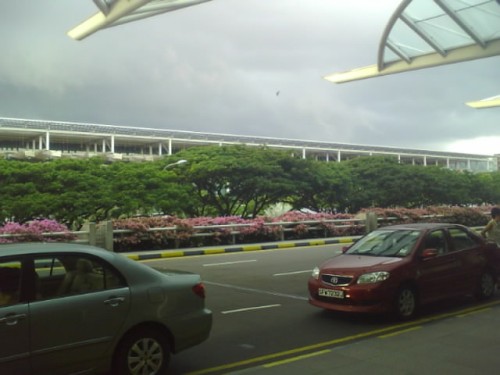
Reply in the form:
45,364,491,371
286,159,353,213
175,145,296,217
345,156,416,211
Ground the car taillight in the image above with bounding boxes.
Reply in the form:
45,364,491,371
192,282,206,299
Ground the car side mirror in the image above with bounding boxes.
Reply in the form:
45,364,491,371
341,246,351,254
421,248,438,259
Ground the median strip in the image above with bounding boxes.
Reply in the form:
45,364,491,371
127,237,358,261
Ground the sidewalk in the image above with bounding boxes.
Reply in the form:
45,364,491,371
124,236,359,261
232,299,500,374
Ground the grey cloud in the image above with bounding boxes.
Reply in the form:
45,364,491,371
0,0,498,155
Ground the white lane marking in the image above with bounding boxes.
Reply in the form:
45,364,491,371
273,270,312,276
203,259,257,267
222,304,281,315
204,281,308,301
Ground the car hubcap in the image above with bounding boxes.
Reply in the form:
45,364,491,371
398,289,415,317
128,338,163,375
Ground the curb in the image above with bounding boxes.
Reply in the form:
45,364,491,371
125,236,360,261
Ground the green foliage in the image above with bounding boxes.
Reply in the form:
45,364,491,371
0,150,499,229
174,145,297,218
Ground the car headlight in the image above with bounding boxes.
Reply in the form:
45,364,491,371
357,271,390,284
312,267,320,280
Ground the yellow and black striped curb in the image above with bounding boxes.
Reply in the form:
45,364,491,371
126,236,360,261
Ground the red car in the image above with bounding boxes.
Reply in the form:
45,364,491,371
308,223,500,319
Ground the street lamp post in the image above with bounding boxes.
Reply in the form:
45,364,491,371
163,159,188,170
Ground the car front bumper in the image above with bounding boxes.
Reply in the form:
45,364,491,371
308,279,396,314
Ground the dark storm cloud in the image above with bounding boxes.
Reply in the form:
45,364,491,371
0,0,498,155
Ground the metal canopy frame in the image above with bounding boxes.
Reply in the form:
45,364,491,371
466,94,500,108
325,0,500,102
67,0,212,40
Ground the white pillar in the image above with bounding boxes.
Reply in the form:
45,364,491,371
45,131,50,150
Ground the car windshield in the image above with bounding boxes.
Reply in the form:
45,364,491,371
346,229,421,257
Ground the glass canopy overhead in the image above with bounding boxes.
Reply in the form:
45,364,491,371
67,0,213,40
466,94,500,108
325,0,500,99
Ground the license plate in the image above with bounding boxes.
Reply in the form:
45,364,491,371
318,288,344,299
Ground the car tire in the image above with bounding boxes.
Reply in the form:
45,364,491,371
113,327,171,375
476,271,496,300
394,286,417,320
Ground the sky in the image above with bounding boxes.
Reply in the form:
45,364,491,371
1,0,499,155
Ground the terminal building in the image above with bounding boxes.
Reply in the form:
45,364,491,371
0,117,496,172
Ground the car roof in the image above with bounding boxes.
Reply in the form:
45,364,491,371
378,223,465,231
0,242,117,260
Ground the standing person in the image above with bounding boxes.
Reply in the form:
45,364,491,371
481,207,500,245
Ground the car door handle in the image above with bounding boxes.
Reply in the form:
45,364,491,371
104,296,125,307
0,313,27,326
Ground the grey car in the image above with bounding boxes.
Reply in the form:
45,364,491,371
0,242,212,375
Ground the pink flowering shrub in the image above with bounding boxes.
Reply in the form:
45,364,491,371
360,206,489,227
237,217,281,243
111,206,489,251
0,219,76,244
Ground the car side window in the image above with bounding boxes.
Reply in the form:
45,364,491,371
0,260,22,307
423,230,447,255
449,228,480,252
34,255,126,300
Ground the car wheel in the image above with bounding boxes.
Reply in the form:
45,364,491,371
394,286,417,320
476,271,496,300
113,328,170,375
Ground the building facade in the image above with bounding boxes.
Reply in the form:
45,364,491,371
0,117,496,172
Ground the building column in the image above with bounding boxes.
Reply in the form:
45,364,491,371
45,131,50,150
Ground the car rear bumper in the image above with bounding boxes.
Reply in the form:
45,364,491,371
170,308,213,353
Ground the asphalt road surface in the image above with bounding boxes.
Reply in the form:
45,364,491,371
143,244,498,375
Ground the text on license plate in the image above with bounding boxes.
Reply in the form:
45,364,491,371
318,288,344,299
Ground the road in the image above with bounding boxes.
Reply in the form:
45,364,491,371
142,244,498,375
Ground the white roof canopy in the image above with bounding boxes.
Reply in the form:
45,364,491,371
67,0,213,41
325,0,500,108
466,94,500,108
